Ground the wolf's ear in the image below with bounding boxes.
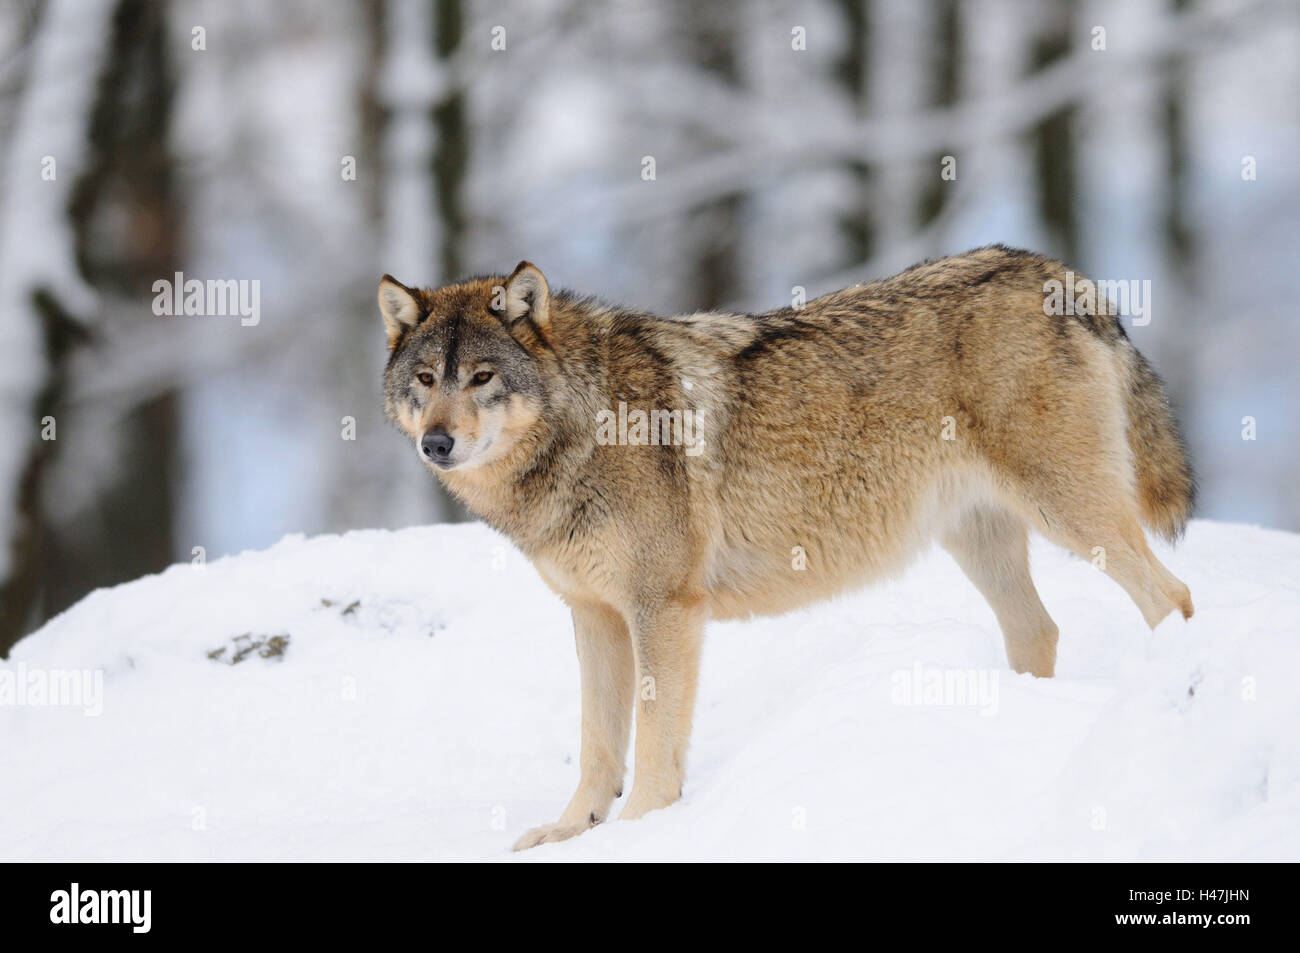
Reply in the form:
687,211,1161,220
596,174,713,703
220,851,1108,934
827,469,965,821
378,275,422,349
500,261,550,334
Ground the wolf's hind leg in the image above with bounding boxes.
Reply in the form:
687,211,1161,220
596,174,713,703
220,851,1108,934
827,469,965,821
942,506,1059,677
1042,503,1192,629
1002,471,1193,630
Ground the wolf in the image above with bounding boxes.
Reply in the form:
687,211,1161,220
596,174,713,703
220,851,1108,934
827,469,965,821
377,245,1195,850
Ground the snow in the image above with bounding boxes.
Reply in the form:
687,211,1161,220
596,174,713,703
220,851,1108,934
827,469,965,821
2,518,1297,861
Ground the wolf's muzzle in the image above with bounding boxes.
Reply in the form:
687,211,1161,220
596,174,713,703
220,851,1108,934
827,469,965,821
421,427,455,465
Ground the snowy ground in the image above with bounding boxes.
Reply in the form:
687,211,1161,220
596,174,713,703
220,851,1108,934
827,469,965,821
2,519,1297,862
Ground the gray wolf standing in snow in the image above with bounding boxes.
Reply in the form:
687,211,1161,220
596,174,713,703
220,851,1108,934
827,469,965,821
377,245,1195,849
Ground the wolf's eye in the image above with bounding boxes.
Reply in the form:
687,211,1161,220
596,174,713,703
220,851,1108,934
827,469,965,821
471,370,494,386
416,372,434,387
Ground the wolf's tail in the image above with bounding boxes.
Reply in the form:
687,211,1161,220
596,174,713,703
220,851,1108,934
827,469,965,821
1121,345,1196,542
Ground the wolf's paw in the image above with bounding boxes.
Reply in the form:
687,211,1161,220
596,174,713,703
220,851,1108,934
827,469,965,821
511,821,589,852
619,786,679,821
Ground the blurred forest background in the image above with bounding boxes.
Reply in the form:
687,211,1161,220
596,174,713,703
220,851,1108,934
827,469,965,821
1,0,1297,653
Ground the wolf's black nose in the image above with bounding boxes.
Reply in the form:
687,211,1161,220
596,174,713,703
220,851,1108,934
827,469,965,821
421,428,454,460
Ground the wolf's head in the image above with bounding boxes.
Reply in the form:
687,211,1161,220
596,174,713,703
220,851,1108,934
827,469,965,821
379,262,551,473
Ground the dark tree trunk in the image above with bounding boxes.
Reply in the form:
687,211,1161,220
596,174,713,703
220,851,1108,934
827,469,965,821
40,0,181,632
360,0,390,231
834,0,875,268
1030,2,1080,266
678,0,745,310
918,0,960,228
0,0,56,656
432,0,468,283
1159,0,1196,422
0,294,88,656
427,0,472,521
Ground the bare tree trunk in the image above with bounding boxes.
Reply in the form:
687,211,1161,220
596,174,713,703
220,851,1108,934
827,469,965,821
1029,1,1079,266
323,0,400,532
426,0,472,521
677,0,745,310
360,0,390,233
868,1,938,259
41,0,181,625
431,0,468,284
834,0,874,269
0,1,46,184
1159,0,1196,422
0,0,55,656
329,0,463,530
0,293,88,656
917,0,960,231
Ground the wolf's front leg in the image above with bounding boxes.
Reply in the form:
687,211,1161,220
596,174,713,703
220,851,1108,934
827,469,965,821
621,600,706,820
513,602,634,851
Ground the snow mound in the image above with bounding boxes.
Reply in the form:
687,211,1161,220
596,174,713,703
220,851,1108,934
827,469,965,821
2,520,1298,861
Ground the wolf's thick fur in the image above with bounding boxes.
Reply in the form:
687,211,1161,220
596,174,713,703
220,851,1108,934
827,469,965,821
378,245,1195,850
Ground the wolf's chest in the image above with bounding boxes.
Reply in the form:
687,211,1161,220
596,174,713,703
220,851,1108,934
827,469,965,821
530,547,624,608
